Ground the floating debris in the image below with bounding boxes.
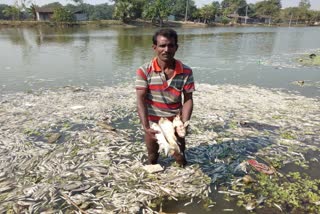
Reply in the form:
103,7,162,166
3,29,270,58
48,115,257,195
297,52,320,66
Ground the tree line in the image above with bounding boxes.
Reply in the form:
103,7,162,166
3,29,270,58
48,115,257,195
0,0,319,25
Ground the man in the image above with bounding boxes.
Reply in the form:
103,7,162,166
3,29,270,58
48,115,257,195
135,28,195,166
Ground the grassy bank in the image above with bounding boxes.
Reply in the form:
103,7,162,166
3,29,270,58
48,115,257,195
0,20,126,28
2,19,314,28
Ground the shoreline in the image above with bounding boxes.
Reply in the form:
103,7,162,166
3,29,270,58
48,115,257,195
0,19,319,28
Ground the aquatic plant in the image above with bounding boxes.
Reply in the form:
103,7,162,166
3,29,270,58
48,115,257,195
234,172,320,212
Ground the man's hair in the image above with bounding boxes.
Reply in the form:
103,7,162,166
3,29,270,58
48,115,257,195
152,28,178,45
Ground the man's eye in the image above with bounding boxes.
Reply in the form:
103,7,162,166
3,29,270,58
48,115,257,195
159,44,175,48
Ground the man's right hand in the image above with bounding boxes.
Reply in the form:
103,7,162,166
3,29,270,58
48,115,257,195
144,128,159,141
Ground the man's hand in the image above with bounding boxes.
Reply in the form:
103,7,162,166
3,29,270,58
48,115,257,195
145,128,159,141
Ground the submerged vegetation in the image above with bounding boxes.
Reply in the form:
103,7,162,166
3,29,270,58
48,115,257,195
0,83,319,212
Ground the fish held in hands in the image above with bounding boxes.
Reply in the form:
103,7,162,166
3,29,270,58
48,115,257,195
172,114,189,138
151,117,181,156
151,123,170,156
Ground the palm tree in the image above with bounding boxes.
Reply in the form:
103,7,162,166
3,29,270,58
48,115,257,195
27,3,37,20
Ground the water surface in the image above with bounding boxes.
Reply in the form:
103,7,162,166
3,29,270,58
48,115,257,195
0,26,319,97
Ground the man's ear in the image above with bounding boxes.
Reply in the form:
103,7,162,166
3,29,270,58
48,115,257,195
184,121,190,127
176,44,179,51
152,44,156,50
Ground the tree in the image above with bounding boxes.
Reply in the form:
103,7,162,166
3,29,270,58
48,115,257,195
91,3,114,20
254,0,282,24
221,0,247,16
113,0,134,22
142,0,173,26
41,2,63,9
299,0,311,9
199,4,218,23
298,0,311,23
26,3,37,20
3,5,21,20
0,4,11,20
170,0,197,21
52,7,74,22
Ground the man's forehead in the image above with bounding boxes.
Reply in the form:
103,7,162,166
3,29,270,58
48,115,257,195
156,36,176,44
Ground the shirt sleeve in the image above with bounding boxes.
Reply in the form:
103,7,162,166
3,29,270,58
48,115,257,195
183,69,195,93
135,68,148,89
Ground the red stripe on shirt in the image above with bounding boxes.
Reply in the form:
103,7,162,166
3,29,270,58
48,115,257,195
166,87,181,97
136,69,147,80
146,100,181,109
149,84,164,90
183,82,195,91
183,68,192,75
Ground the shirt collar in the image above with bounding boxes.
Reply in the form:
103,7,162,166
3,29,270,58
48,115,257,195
152,57,183,74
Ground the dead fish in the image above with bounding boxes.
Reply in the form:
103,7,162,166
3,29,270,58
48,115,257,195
234,161,248,173
245,196,266,211
228,190,244,196
158,118,180,155
273,203,282,212
245,201,256,211
242,175,255,184
172,114,189,138
70,105,85,110
47,133,61,144
151,123,170,156
97,121,116,131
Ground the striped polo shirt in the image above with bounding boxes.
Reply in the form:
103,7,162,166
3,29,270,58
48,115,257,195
136,57,195,122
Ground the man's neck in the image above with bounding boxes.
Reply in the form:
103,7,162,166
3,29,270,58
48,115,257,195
157,58,175,71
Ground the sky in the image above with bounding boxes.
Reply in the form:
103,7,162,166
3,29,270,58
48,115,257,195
1,0,319,10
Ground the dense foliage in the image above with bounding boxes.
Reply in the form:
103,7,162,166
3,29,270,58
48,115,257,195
0,0,319,24
52,7,74,22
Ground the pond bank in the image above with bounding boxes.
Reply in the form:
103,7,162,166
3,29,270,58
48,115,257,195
0,19,317,28
0,83,319,213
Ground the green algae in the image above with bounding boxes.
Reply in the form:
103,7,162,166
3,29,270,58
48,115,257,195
234,171,320,213
297,54,320,66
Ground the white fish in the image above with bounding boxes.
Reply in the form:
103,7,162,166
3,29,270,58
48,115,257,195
70,105,85,110
158,117,180,155
273,203,282,212
172,114,189,138
151,123,170,156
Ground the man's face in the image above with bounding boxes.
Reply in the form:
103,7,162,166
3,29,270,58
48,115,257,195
153,35,178,62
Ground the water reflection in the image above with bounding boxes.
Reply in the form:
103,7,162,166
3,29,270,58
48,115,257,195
115,28,151,65
0,26,319,97
36,27,76,45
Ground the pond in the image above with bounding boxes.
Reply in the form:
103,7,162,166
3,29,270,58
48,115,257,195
0,26,319,97
0,25,320,213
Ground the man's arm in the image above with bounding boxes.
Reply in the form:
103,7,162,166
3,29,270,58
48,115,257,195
136,88,150,130
181,92,193,123
136,89,158,139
